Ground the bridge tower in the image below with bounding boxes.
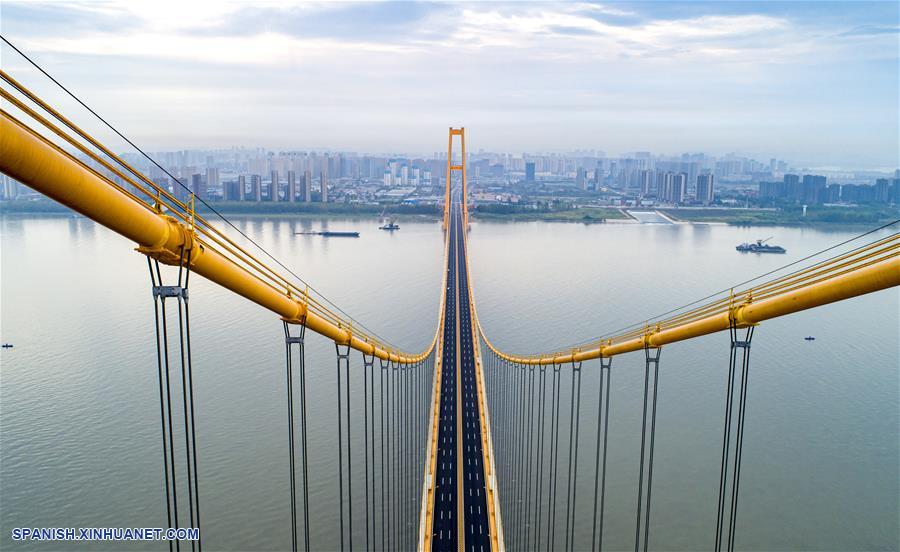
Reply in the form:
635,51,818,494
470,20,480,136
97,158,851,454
444,127,467,229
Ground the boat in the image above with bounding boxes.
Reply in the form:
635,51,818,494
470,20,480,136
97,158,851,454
379,221,400,231
736,237,786,254
2,344,13,348
294,231,360,238
804,336,815,341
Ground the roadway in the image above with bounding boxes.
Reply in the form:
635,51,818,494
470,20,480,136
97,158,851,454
431,194,491,551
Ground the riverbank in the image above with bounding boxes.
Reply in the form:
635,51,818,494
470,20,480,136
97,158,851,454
0,198,441,221
4,199,895,228
661,206,898,227
471,206,627,223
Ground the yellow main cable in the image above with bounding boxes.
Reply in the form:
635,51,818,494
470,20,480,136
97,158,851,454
1,70,408,354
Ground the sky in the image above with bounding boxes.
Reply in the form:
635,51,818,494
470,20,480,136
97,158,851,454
1,1,898,169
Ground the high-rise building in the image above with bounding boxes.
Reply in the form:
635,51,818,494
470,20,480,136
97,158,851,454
525,162,535,182
250,175,262,202
874,178,890,203
696,174,715,204
801,174,826,204
656,171,673,202
287,171,297,203
784,174,800,200
639,169,652,197
205,167,219,193
758,181,781,199
303,171,312,202
190,173,204,199
269,170,279,201
575,168,587,190
237,175,246,202
672,173,687,204
224,178,242,201
320,171,328,203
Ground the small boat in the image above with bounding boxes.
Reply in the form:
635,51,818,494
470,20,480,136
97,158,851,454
294,231,360,238
379,222,400,231
804,336,815,341
736,237,786,254
2,343,13,348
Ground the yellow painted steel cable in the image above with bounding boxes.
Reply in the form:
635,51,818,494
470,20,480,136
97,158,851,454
555,224,900,354
475,232,899,363
0,57,405,355
0,66,441,361
4,96,434,362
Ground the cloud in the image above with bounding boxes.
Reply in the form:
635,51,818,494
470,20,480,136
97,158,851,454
0,1,896,167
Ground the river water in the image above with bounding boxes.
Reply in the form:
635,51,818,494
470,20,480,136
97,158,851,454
1,214,897,551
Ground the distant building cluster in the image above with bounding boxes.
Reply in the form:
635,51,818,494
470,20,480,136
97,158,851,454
758,172,900,205
1,145,897,212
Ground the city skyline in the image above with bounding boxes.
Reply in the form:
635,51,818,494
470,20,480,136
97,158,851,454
2,1,898,170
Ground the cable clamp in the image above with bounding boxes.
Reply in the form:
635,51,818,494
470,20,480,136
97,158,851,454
152,285,187,299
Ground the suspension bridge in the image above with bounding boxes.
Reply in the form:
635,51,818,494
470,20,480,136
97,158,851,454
1,41,899,552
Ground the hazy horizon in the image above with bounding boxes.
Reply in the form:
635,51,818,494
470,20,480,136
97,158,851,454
2,1,898,170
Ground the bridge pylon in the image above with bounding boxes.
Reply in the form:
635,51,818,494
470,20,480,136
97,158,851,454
444,127,467,229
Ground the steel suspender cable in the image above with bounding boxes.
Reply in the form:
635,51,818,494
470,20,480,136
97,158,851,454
345,349,353,552
284,323,298,552
146,247,201,552
565,362,583,552
715,331,739,552
592,357,612,552
519,363,528,546
392,362,397,550
635,348,661,552
598,362,611,552
380,359,387,552
524,365,536,552
549,364,563,551
335,346,346,552
517,363,527,548
296,327,311,552
157,260,182,552
512,363,521,547
148,259,175,552
363,354,372,552
175,253,198,552
728,325,754,552
635,354,651,552
405,362,411,550
385,361,392,551
535,365,547,548
643,349,661,552
399,363,405,551
370,358,376,552
184,286,201,552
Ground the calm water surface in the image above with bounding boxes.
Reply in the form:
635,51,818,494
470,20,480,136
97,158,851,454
1,215,897,551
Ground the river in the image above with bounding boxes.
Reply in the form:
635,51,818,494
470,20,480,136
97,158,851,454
1,215,897,550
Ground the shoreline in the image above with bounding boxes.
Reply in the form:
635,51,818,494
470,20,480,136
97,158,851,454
2,202,895,229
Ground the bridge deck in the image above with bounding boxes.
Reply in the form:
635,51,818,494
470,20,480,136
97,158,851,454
427,198,498,551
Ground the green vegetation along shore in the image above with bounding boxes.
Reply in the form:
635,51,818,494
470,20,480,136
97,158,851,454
472,204,626,222
661,206,898,226
4,198,895,228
